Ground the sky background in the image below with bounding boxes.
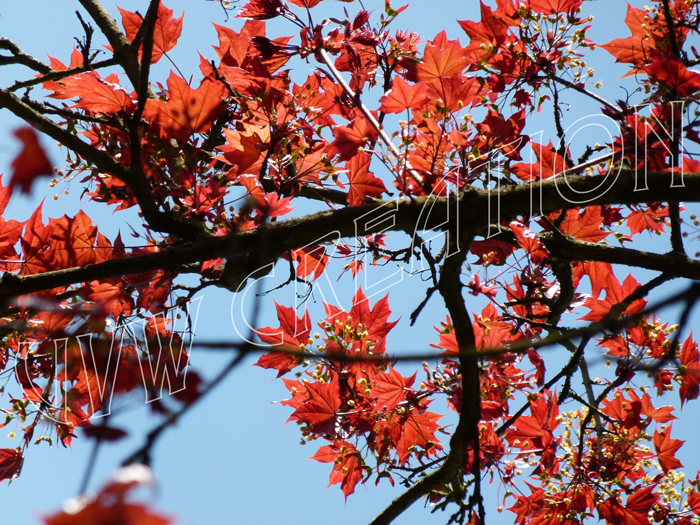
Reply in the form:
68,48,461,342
1,1,699,524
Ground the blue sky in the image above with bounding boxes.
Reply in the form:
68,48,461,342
1,1,699,524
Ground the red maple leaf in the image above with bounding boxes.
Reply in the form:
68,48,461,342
326,116,379,162
214,127,266,178
117,3,184,64
42,466,172,525
288,0,324,7
9,127,53,195
372,367,416,412
469,238,515,265
644,53,700,97
290,380,340,435
459,2,510,62
631,392,676,424
526,0,582,15
238,0,285,20
580,273,646,322
46,210,97,268
345,152,388,206
349,287,399,343
143,72,226,143
378,76,430,114
84,278,135,319
264,192,294,218
20,205,51,276
653,424,684,472
41,48,84,98
600,5,655,68
311,441,365,500
559,206,611,243
597,485,658,525
287,245,329,281
395,410,443,465
255,302,312,376
511,141,567,181
60,72,135,114
573,261,613,300
0,448,23,483
678,334,700,405
509,221,548,265
627,205,668,235
401,31,469,82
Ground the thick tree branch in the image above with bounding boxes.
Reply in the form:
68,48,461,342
3,172,700,303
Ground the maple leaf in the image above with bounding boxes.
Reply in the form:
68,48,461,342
46,211,97,268
117,3,184,64
600,5,655,67
378,76,430,114
573,261,613,300
511,141,567,181
631,392,676,424
559,207,611,243
526,0,582,15
678,333,700,405
20,205,51,276
255,302,311,376
509,221,548,265
60,72,135,114
287,245,329,281
580,273,646,322
143,72,226,143
288,0,324,7
215,124,268,179
644,53,700,97
597,485,658,525
214,21,263,65
42,48,84,98
345,152,388,206
459,2,510,61
688,493,700,520
626,205,667,236
372,367,416,412
84,278,135,319
653,424,684,472
311,441,365,500
469,238,515,265
238,0,285,20
326,115,379,162
264,192,294,218
401,31,469,82
349,287,399,342
0,448,23,483
9,127,53,195
290,380,340,435
395,410,443,465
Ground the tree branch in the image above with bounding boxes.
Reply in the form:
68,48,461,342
8,58,118,93
0,38,51,74
77,0,143,91
2,172,700,303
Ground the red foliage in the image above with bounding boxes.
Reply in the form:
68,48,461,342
6,0,700,523
9,127,53,194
